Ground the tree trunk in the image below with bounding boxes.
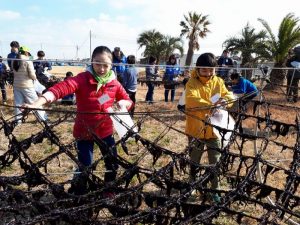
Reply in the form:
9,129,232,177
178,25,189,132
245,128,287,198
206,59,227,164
185,41,194,66
269,64,286,85
267,64,287,89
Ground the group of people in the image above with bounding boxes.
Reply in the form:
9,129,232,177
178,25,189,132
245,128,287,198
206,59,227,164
145,54,182,104
1,41,260,201
21,47,257,200
3,41,54,122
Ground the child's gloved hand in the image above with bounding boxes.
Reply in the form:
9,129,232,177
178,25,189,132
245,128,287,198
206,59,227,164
117,100,132,110
214,98,227,108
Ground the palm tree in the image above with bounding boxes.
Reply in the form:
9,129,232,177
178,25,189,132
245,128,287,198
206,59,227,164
222,23,268,79
137,29,164,63
137,30,183,63
161,36,184,61
258,13,300,85
180,12,210,66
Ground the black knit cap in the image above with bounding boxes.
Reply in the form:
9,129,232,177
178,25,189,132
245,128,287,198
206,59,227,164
196,53,217,67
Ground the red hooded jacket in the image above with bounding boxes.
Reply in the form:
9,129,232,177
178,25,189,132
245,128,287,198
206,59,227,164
48,71,132,140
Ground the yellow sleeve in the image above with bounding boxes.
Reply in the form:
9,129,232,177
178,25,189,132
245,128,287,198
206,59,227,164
185,81,210,109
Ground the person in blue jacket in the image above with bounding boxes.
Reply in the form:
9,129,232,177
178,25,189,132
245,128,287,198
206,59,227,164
7,41,19,70
6,41,20,85
230,72,258,100
123,55,138,117
112,47,126,83
163,54,180,102
0,56,8,103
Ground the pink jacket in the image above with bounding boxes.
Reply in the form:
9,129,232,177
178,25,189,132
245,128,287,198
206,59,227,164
48,71,132,140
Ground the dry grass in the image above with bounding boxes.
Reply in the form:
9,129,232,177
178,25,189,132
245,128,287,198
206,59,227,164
51,65,86,77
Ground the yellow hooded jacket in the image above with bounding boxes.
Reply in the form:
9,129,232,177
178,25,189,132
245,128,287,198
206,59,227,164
185,69,234,139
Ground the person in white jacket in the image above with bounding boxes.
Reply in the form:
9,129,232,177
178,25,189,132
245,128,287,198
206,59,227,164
12,46,46,122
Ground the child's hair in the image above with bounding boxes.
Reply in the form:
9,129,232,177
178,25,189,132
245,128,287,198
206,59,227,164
230,72,241,80
127,55,135,64
196,53,217,67
37,50,45,58
148,56,156,64
92,46,112,62
66,71,73,77
10,41,19,48
168,54,177,65
13,47,30,71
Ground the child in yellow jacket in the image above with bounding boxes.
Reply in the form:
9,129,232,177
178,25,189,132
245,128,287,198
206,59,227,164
185,53,234,202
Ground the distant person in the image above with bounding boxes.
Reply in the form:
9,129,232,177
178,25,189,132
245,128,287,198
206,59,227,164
217,50,233,80
7,41,20,85
0,56,8,104
112,47,126,83
286,46,300,103
23,46,133,195
145,56,159,104
163,54,180,102
7,41,19,70
185,53,234,203
61,71,76,105
33,50,52,87
12,46,47,122
123,55,138,116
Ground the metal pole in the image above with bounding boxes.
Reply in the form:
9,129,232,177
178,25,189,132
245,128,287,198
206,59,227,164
287,68,296,100
89,30,92,60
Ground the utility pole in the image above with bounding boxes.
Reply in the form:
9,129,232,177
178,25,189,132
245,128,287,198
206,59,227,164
89,30,92,60
76,45,79,59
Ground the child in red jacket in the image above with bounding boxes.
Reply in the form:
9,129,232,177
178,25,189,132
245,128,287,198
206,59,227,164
23,46,133,194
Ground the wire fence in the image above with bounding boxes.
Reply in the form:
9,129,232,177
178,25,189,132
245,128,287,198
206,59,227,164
0,63,299,224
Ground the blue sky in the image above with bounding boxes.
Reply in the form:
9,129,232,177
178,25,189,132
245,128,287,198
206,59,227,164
0,0,299,61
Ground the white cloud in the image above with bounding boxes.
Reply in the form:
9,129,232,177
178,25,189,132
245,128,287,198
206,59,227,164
98,13,111,21
0,10,21,20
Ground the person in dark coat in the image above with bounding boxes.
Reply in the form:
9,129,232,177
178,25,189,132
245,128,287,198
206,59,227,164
286,46,300,103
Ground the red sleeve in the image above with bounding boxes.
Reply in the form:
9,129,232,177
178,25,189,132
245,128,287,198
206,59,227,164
48,74,81,99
